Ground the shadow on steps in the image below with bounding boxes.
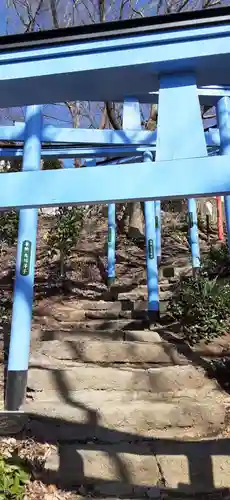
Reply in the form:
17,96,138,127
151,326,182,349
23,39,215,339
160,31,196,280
155,324,230,395
2,408,230,499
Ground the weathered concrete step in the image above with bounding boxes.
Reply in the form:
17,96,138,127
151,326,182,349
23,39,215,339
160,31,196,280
25,387,218,405
49,308,168,322
42,442,161,493
76,300,146,312
27,364,217,393
50,299,146,314
87,305,170,319
34,317,148,332
24,396,226,442
66,284,172,303
110,287,171,302
34,308,86,323
118,293,171,303
85,310,148,320
55,318,147,331
195,341,230,357
41,440,230,494
47,299,170,322
159,279,175,291
32,327,165,343
80,300,149,320
36,339,189,365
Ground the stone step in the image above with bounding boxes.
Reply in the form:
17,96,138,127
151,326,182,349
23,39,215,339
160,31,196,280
41,442,162,494
24,393,226,442
27,364,216,393
34,308,86,323
37,324,185,344
40,439,230,494
35,339,189,365
34,317,148,332
113,288,171,302
26,386,219,405
85,309,148,320
31,325,122,342
45,296,171,321
51,307,167,322
159,279,175,291
31,327,165,343
76,300,146,312
54,318,148,331
78,300,148,319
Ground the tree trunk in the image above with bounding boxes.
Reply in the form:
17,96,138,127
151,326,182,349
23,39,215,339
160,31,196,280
105,103,156,239
128,202,144,239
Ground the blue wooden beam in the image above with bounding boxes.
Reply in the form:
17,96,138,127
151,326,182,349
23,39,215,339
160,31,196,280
123,97,159,317
198,86,230,106
0,124,220,147
0,144,218,159
217,96,230,250
0,123,157,145
144,86,230,107
143,150,159,319
157,72,208,272
0,21,230,106
0,155,230,209
0,146,157,159
5,105,42,412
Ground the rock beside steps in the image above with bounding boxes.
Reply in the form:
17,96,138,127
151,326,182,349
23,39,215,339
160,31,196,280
22,273,230,496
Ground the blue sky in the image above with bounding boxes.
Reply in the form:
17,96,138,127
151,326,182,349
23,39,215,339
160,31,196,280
0,4,6,35
0,0,219,130
0,2,121,127
0,2,14,36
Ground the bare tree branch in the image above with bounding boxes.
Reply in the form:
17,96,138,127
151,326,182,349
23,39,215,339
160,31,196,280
11,0,45,32
49,0,59,28
98,0,106,22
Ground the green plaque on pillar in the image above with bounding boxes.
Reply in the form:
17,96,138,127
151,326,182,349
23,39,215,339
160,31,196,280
108,227,112,243
155,215,159,229
20,240,32,276
188,212,193,228
148,239,154,259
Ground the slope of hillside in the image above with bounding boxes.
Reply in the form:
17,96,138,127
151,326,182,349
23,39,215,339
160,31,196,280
1,209,230,500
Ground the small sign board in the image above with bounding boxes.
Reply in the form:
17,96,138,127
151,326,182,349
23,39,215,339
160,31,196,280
108,227,112,243
20,240,32,276
188,212,193,228
148,239,154,259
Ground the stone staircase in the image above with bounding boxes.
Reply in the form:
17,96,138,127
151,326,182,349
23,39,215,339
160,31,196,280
21,266,230,498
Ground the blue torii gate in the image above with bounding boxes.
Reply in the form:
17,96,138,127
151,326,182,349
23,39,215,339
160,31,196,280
0,120,222,311
0,121,223,289
3,6,230,411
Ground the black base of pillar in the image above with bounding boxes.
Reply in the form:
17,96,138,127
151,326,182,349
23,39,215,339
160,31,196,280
5,371,27,412
107,276,115,288
148,310,160,327
192,267,200,278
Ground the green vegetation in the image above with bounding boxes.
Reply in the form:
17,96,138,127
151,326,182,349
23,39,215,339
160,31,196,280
202,243,230,278
168,273,230,345
0,455,29,500
168,238,230,346
44,206,84,277
0,291,11,326
42,158,62,170
0,211,18,254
